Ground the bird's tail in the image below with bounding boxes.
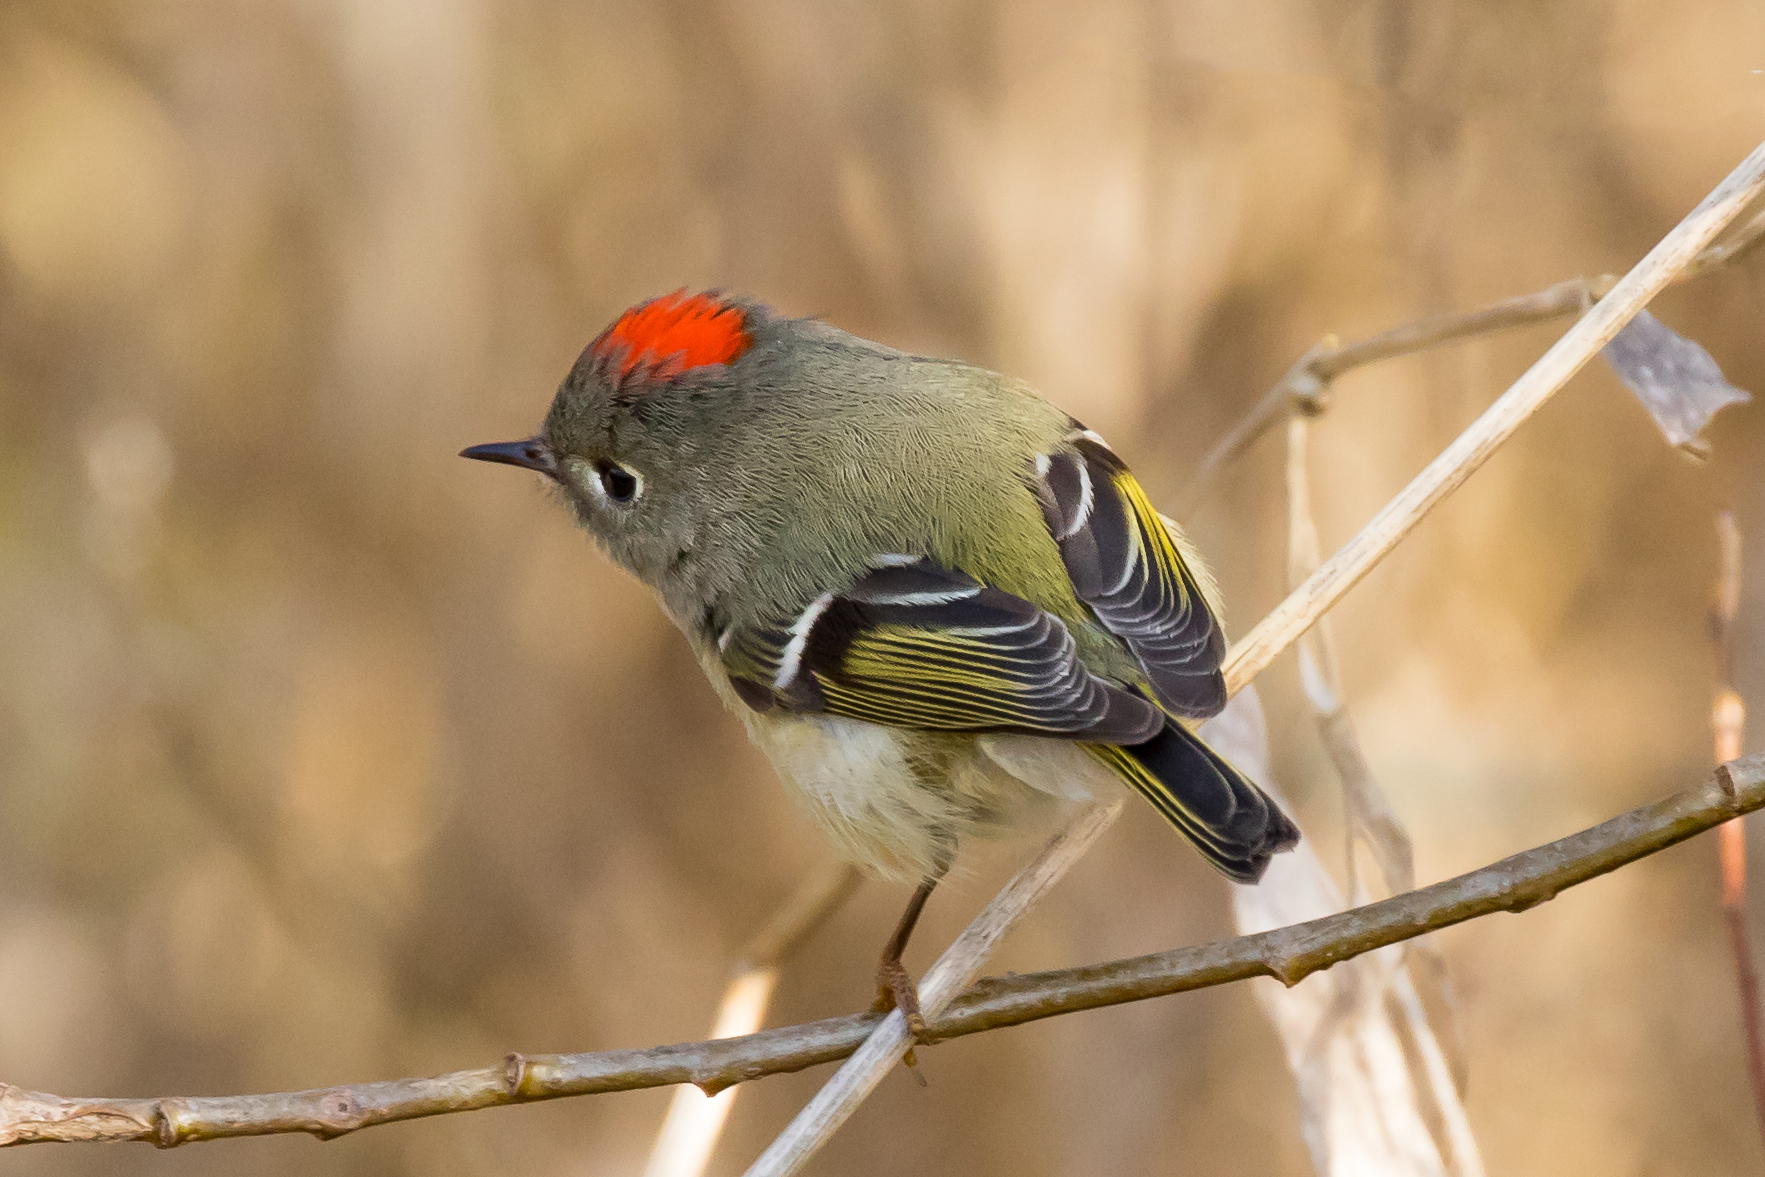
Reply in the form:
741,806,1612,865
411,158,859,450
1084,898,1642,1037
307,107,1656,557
1086,720,1300,882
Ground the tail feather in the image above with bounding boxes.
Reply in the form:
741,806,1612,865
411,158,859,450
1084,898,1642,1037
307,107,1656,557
1087,720,1299,882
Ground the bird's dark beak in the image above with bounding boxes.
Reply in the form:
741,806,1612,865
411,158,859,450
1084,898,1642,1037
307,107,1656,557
459,437,558,480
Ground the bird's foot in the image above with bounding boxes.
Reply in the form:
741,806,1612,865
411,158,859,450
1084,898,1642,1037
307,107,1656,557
873,956,931,1049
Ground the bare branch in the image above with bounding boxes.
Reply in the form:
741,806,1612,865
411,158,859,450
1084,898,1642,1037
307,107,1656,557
4,757,1759,1149
1179,203,1765,514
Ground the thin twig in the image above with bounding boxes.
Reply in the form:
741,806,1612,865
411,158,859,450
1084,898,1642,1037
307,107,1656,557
1284,411,1475,1171
4,757,1759,1148
1388,969,1482,1176
642,861,861,1177
1712,511,1764,1138
1287,406,1467,1092
1179,206,1765,513
1224,139,1765,695
740,801,1123,1177
1285,414,1415,898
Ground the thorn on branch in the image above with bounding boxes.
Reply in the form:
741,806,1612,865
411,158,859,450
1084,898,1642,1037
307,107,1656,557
1505,887,1555,913
1273,955,1309,988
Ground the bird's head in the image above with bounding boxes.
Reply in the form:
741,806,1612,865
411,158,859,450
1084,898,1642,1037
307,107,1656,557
461,290,768,586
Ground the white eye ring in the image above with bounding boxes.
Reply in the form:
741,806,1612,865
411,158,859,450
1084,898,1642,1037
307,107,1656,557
595,461,642,505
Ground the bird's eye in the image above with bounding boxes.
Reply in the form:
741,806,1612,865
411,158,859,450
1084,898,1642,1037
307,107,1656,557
599,463,640,503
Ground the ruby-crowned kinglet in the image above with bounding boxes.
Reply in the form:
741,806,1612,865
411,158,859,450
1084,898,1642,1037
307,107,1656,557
464,291,1298,1029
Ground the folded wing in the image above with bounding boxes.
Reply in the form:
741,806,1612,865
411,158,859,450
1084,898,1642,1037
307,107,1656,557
1033,430,1227,718
719,557,1163,744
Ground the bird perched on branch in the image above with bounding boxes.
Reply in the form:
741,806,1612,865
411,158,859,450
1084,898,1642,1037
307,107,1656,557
463,290,1299,1036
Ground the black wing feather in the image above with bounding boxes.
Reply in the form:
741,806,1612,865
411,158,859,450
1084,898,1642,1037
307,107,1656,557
1036,435,1226,718
719,558,1162,744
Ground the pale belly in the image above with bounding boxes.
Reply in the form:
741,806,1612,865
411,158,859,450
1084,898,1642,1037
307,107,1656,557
693,643,1123,879
742,708,1121,881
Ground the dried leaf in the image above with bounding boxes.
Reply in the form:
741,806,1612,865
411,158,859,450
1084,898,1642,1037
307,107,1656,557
1601,309,1752,457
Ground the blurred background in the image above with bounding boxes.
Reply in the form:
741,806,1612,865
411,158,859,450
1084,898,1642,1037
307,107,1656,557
2,2,1764,1173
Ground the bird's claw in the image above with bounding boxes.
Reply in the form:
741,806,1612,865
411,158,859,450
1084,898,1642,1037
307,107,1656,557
873,956,931,1046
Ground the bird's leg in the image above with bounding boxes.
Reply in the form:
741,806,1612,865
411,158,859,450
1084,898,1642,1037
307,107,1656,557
872,869,945,1045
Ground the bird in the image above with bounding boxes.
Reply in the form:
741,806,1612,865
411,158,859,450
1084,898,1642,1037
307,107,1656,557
462,290,1299,1037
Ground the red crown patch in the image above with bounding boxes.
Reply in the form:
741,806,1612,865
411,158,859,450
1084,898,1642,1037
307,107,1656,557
590,290,752,385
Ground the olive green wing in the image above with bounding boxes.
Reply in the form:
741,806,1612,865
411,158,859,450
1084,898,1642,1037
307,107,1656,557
718,557,1163,743
1033,429,1227,719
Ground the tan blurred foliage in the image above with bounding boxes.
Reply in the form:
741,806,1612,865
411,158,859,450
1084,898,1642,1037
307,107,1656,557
1,2,1763,1174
